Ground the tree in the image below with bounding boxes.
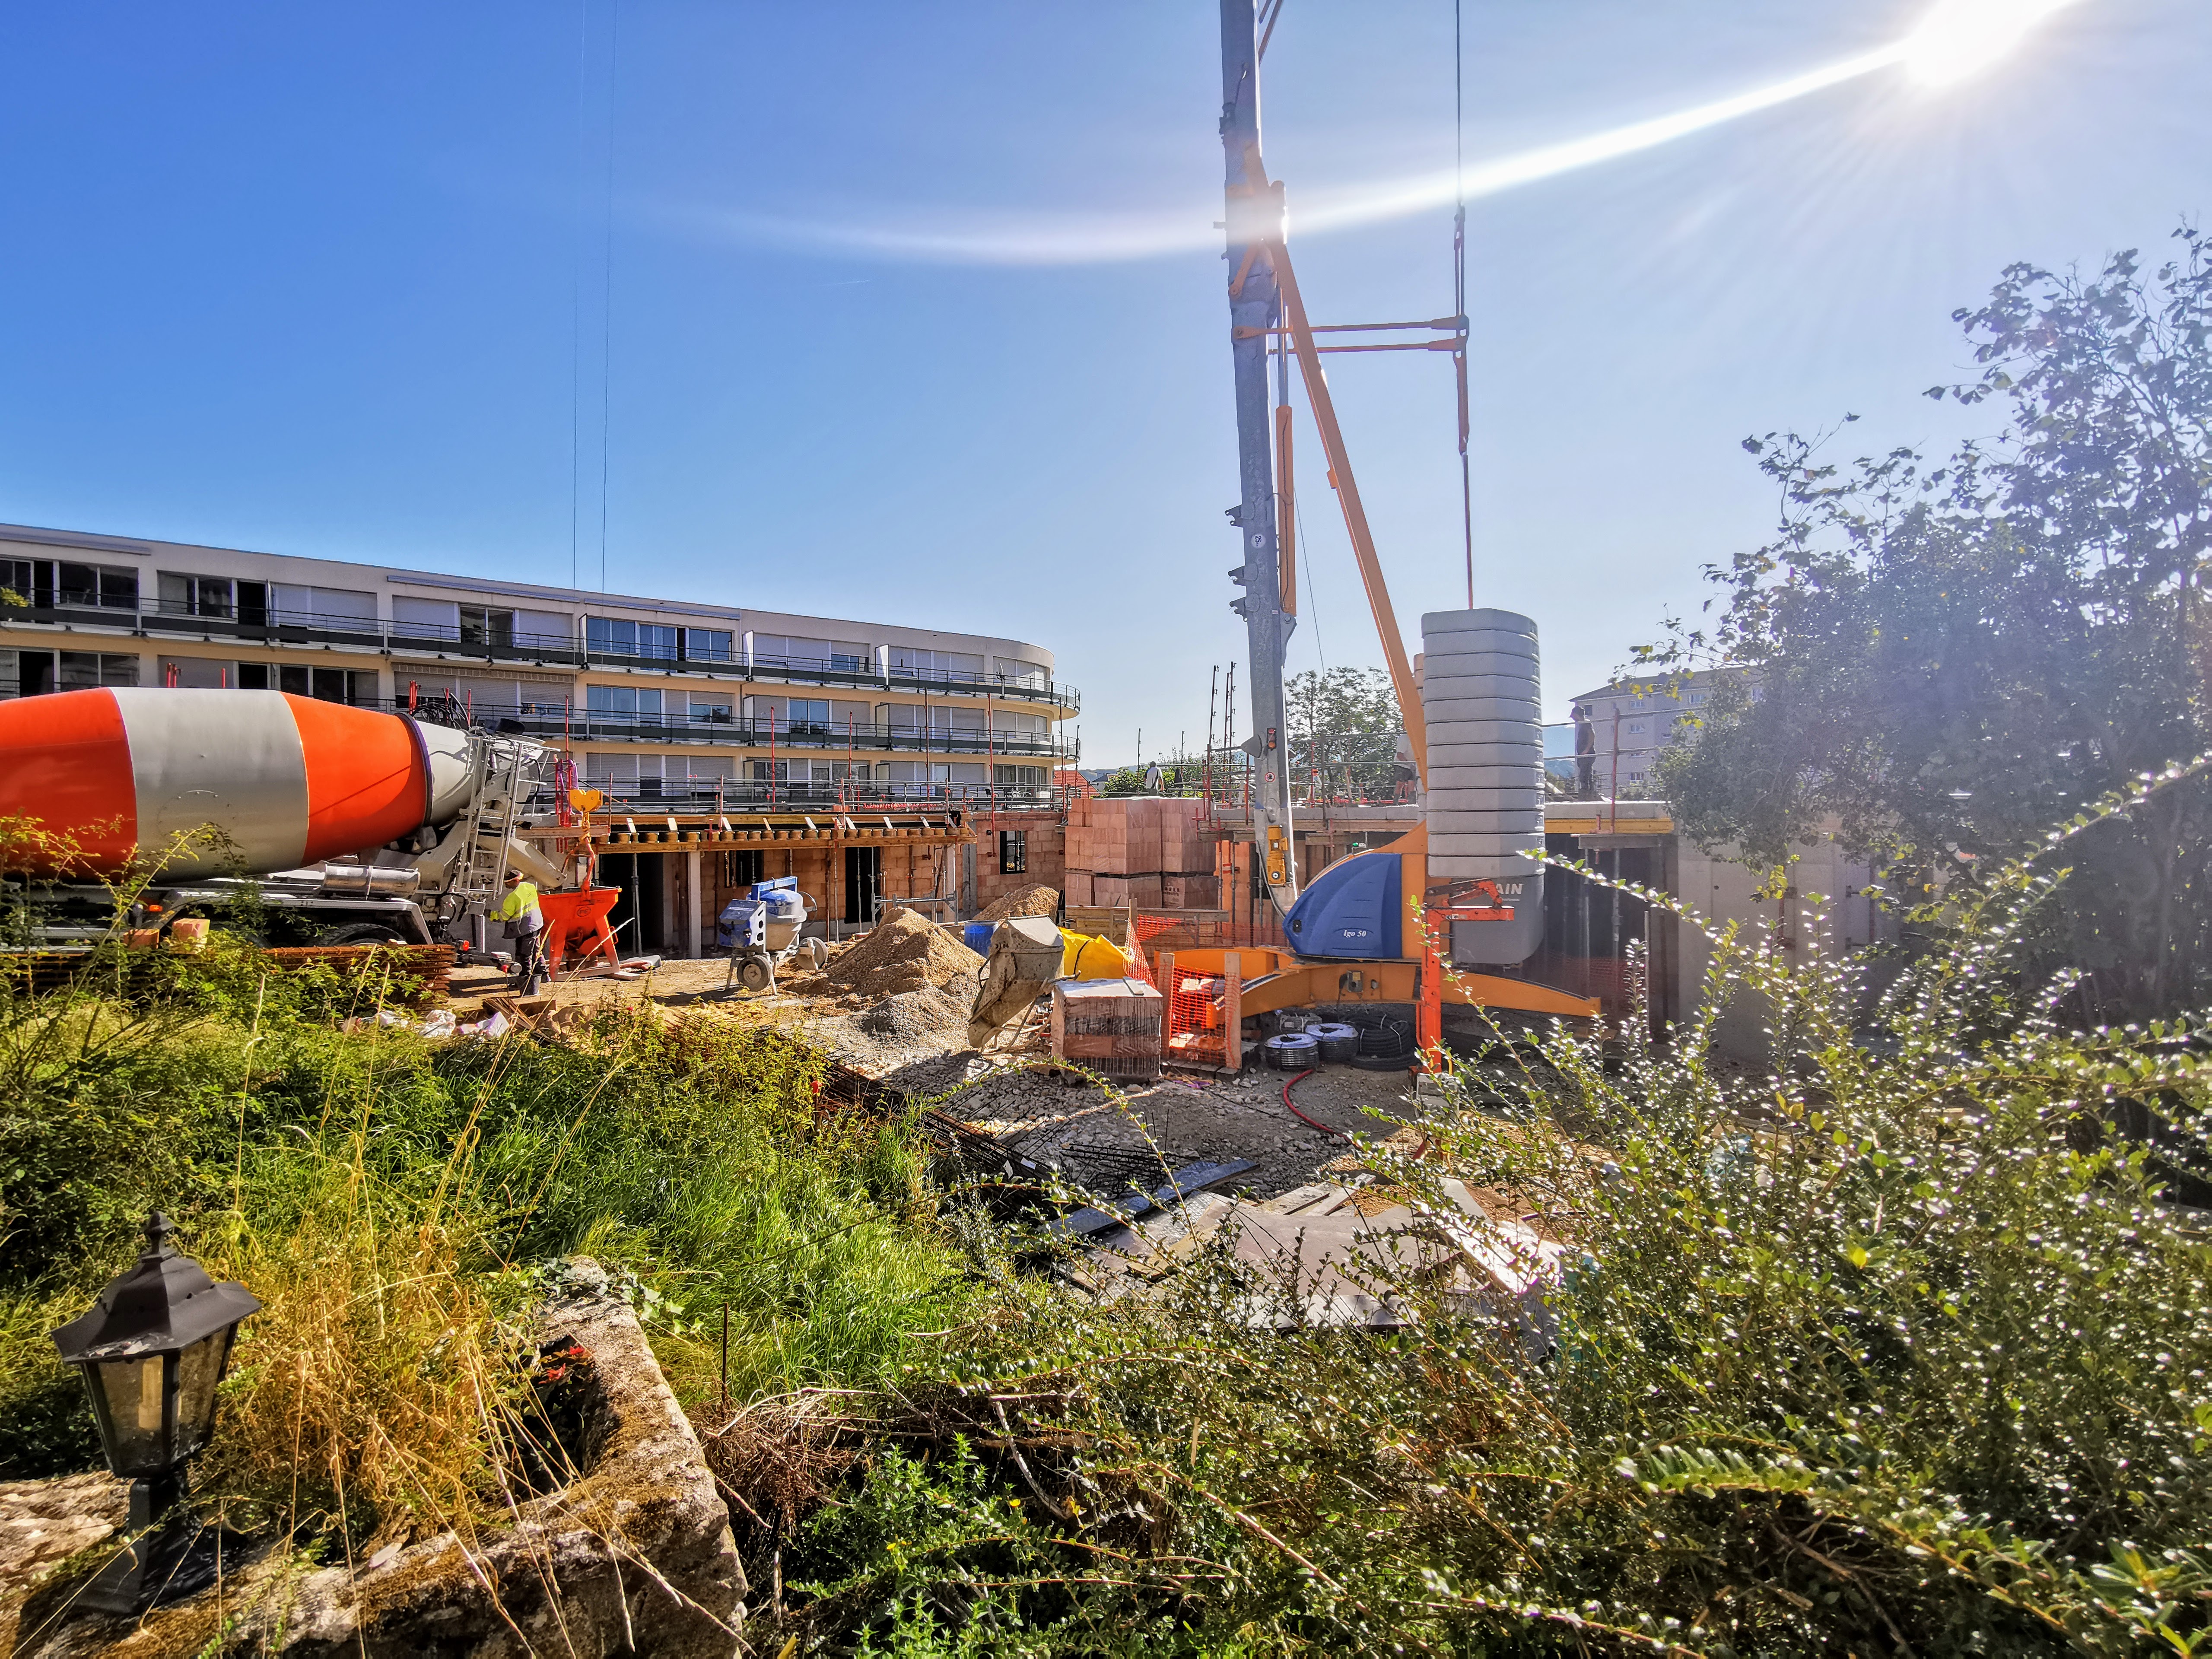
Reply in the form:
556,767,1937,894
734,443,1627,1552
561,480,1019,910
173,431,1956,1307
1285,666,1403,800
1645,226,2212,1017
1096,766,1147,796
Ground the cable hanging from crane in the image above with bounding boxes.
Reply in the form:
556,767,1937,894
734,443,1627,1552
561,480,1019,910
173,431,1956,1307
1453,0,1474,609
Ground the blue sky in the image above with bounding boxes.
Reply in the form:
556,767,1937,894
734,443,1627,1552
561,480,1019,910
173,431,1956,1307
1,2,2204,760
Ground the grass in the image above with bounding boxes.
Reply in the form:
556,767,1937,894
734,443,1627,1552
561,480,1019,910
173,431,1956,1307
0,940,983,1564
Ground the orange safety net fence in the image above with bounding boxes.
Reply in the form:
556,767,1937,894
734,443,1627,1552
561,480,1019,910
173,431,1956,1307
1127,913,1237,1068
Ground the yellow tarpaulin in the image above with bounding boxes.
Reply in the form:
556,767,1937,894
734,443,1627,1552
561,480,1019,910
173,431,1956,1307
1059,930,1131,981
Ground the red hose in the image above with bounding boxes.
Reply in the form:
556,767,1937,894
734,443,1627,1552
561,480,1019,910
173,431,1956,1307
1280,1068,1349,1139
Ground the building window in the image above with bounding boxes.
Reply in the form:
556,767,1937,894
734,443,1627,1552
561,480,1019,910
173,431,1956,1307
683,628,734,664
459,605,515,649
889,646,983,681
586,752,661,798
3,560,138,611
830,642,870,673
745,695,833,729
50,652,139,691
998,830,1027,874
158,572,235,619
59,563,138,610
586,617,680,661
688,694,733,723
271,666,372,704
752,633,831,670
585,684,663,721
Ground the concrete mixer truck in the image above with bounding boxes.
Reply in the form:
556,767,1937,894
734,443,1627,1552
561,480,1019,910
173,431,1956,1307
0,686,569,950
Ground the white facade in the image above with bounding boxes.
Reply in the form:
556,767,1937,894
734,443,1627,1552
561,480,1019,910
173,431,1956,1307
0,522,1074,809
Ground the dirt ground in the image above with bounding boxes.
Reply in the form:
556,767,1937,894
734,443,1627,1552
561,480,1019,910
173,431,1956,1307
448,948,1423,1203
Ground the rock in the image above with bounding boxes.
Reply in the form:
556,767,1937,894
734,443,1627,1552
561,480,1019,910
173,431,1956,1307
22,1260,742,1658
0,1473,129,1653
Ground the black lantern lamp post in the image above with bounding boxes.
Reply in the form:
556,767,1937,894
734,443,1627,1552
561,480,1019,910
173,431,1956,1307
50,1213,260,1614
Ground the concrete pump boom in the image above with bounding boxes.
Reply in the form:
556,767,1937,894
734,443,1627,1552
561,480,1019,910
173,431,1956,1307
1220,0,1298,917
1220,0,1431,921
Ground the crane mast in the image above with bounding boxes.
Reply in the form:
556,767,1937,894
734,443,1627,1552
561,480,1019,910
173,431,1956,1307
1220,0,1298,916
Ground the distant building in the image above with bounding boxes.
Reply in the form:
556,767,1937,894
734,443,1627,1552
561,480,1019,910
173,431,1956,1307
1565,669,1739,794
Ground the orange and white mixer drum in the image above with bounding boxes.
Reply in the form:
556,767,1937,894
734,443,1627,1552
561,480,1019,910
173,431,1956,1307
0,688,475,878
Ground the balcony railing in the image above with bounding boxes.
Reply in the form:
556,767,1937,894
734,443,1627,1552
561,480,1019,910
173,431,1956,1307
544,711,1068,757
542,779,1071,813
7,604,1077,711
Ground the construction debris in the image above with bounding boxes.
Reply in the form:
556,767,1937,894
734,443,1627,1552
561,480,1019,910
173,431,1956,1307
1049,1157,1258,1236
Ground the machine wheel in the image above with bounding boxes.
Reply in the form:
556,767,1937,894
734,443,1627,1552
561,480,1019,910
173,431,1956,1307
325,924,407,947
804,937,828,969
739,957,773,992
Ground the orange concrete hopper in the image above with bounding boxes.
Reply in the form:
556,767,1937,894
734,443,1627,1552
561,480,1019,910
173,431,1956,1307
0,688,474,878
537,887,622,973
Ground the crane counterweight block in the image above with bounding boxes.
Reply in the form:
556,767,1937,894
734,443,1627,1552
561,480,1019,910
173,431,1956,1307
0,688,474,878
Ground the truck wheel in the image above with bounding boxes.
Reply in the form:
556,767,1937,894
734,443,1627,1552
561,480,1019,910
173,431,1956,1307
326,925,407,946
739,958,772,992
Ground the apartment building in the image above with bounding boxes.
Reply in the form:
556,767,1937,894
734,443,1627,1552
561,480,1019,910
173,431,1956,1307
1564,669,1735,794
0,522,1076,809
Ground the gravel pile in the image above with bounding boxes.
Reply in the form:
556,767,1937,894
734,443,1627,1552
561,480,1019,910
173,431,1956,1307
825,907,985,999
974,884,1060,923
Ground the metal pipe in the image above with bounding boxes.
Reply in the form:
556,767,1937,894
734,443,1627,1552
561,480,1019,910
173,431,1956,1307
1234,317,1463,336
1269,232,1429,783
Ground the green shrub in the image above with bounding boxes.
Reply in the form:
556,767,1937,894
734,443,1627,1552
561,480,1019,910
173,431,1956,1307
784,787,2212,1655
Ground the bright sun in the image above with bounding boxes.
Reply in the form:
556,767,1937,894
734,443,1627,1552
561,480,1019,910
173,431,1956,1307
1904,0,2082,85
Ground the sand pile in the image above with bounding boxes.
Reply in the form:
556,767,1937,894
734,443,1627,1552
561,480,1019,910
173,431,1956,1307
975,883,1060,924
826,907,986,999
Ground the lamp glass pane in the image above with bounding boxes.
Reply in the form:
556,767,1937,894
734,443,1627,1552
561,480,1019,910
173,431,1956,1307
92,1356,170,1475
172,1331,229,1458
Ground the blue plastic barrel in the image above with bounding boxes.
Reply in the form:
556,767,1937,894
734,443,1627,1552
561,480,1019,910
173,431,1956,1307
963,922,995,956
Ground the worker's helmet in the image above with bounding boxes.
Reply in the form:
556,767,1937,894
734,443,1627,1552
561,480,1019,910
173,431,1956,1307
503,869,524,884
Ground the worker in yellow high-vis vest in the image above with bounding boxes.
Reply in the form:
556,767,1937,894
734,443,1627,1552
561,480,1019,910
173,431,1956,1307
495,869,546,995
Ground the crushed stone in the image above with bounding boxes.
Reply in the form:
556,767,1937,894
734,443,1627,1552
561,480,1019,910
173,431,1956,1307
974,884,1060,924
824,908,985,1000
